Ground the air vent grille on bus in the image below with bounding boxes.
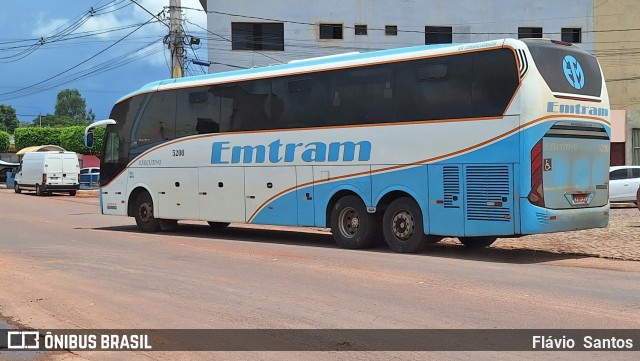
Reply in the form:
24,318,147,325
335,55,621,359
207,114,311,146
465,165,511,222
443,166,460,209
516,49,529,78
545,122,609,140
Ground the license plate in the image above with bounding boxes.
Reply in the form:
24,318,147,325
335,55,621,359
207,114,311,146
572,194,589,204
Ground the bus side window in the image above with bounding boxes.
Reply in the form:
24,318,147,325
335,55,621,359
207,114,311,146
210,81,272,132
135,91,176,146
196,118,219,134
103,132,119,163
176,89,221,137
331,65,395,125
271,75,330,129
418,63,448,81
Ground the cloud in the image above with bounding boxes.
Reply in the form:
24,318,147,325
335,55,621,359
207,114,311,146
32,14,75,38
30,0,207,68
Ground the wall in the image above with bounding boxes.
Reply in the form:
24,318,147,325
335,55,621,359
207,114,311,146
594,0,640,110
0,153,20,163
206,0,595,72
626,110,640,165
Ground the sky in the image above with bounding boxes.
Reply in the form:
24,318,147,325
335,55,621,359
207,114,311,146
0,0,207,123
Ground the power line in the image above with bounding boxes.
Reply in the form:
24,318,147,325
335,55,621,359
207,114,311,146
130,0,169,28
179,6,640,36
184,19,283,65
0,17,158,100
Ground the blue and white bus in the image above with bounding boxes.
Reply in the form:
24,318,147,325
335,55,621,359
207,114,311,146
86,38,610,252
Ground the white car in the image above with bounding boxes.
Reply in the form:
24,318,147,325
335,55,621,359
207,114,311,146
609,166,640,203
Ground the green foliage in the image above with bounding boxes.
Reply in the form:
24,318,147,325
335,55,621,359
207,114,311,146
0,130,10,152
14,127,63,151
55,89,93,125
14,126,104,157
32,114,80,127
60,126,104,157
0,104,20,134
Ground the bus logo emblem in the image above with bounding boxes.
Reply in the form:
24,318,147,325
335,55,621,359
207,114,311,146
562,55,585,90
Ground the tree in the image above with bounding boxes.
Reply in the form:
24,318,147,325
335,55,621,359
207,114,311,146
0,130,10,152
14,126,104,157
0,104,19,134
54,89,94,125
14,127,63,150
33,114,77,128
59,126,104,158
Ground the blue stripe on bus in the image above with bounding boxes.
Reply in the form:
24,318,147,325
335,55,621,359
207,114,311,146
249,120,610,237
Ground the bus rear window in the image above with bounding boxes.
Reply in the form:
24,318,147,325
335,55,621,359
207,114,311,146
524,40,602,98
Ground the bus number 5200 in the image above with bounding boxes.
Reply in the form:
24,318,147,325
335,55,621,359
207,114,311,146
172,149,184,157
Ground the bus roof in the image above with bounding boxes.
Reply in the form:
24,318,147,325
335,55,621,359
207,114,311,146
119,39,511,102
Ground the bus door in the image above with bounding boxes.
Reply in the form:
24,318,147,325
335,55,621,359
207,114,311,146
428,165,465,236
245,166,297,225
155,168,200,220
199,167,246,223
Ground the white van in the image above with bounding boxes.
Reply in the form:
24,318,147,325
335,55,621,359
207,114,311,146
14,151,80,196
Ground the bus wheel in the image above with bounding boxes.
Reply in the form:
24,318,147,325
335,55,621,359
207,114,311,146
35,184,44,196
69,190,77,196
207,222,230,229
14,182,21,194
330,195,377,249
134,192,161,232
458,236,497,248
383,197,427,253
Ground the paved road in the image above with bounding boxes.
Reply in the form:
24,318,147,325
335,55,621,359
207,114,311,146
0,189,639,360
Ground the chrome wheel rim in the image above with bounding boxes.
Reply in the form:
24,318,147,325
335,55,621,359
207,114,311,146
338,207,359,239
392,210,414,240
138,202,153,223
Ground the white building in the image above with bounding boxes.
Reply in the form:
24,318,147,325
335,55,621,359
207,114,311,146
199,0,595,72
197,0,640,164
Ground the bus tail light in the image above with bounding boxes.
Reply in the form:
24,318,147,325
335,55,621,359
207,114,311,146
42,174,47,185
528,140,545,207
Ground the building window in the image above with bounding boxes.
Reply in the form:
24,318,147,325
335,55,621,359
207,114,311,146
385,25,398,36
561,28,581,43
320,24,343,39
355,25,368,36
633,129,640,165
425,26,452,44
231,22,284,51
518,27,543,39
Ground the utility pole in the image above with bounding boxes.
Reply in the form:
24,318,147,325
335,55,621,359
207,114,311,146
169,0,184,78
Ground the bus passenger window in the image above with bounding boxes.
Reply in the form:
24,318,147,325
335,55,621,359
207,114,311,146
176,88,219,138
196,118,219,134
135,91,176,146
210,81,271,131
418,63,448,81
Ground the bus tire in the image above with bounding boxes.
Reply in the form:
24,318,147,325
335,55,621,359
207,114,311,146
133,192,161,232
69,190,77,196
14,182,21,194
35,184,44,196
207,221,230,229
330,195,377,249
383,197,428,253
458,236,497,248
